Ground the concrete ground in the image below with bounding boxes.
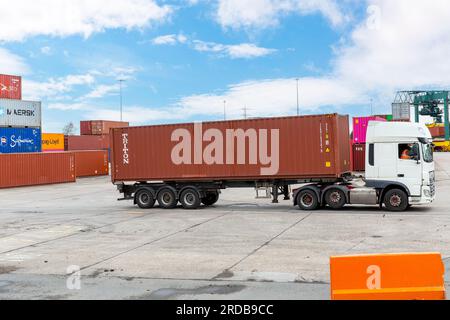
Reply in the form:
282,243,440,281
0,154,449,300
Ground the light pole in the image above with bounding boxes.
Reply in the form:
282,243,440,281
223,100,226,121
118,79,125,121
296,78,300,116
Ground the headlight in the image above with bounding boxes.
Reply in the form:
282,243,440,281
423,189,431,197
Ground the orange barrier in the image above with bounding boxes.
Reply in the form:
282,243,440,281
330,253,446,300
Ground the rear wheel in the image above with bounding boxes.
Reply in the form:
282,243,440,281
297,190,319,211
384,189,409,212
180,188,201,209
135,189,155,209
202,191,219,206
324,188,346,210
157,187,178,209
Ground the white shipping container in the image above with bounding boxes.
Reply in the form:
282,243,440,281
0,99,41,128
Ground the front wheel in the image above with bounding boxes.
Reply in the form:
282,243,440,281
383,189,409,212
297,190,319,211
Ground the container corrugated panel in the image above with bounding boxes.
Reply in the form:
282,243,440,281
428,126,445,138
352,144,366,172
0,74,21,100
90,121,129,135
0,99,41,127
111,114,351,183
42,133,65,152
80,121,92,135
66,135,110,150
74,150,109,177
0,128,41,153
0,152,76,189
352,116,386,144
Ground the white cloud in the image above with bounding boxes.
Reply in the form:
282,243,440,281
176,0,450,119
0,48,29,74
86,106,184,123
23,74,95,100
193,41,276,58
83,84,120,99
152,34,187,45
40,46,52,55
0,0,173,41
215,0,347,30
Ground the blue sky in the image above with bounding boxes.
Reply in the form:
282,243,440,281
1,0,449,133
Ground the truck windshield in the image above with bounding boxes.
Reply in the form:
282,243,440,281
422,143,434,163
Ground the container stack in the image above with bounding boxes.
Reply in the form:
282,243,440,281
351,116,387,172
0,74,42,154
65,120,128,177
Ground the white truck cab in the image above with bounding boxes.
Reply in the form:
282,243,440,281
364,121,436,206
294,121,436,212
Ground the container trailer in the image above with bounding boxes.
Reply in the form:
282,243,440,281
111,114,435,212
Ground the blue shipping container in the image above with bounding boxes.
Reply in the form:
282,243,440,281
0,127,42,153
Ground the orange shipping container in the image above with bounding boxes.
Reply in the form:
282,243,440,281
0,152,75,189
42,133,65,152
74,150,109,177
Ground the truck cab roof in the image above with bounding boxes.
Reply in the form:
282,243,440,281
366,121,432,143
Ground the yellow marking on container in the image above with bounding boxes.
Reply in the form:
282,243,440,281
326,148,331,153
326,162,332,168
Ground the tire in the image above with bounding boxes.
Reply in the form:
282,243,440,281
180,188,201,210
202,191,219,206
383,189,409,212
157,187,178,209
324,188,346,210
297,190,319,211
135,189,156,209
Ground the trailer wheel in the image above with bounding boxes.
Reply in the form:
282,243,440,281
135,189,155,209
384,189,409,212
202,191,220,206
324,188,346,210
180,188,201,210
297,190,319,211
157,187,178,209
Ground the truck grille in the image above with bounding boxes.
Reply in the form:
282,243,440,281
430,171,436,197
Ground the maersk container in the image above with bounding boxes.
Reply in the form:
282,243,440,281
0,99,41,127
352,116,386,144
0,74,22,100
111,114,351,183
0,152,75,189
0,127,42,153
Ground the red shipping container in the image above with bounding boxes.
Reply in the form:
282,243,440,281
80,120,129,135
111,114,351,183
65,135,110,150
352,144,366,172
74,150,109,177
428,126,445,138
80,121,92,135
352,116,386,144
0,74,22,100
0,152,75,189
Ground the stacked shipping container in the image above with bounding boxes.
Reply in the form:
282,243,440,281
351,116,387,172
0,74,42,154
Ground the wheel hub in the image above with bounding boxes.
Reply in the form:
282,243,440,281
390,194,402,207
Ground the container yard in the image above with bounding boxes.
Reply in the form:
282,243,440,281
1,2,450,307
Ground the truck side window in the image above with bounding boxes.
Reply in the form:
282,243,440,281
399,143,419,160
368,144,374,166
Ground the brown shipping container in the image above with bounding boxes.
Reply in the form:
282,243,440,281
80,120,129,135
111,114,351,183
352,144,366,172
66,135,110,150
80,121,92,135
0,152,75,189
74,150,109,177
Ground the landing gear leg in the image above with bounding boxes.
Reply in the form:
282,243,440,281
283,185,290,200
272,183,279,203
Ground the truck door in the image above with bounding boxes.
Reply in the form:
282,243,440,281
396,143,422,196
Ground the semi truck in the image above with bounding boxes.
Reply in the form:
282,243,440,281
110,114,435,212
